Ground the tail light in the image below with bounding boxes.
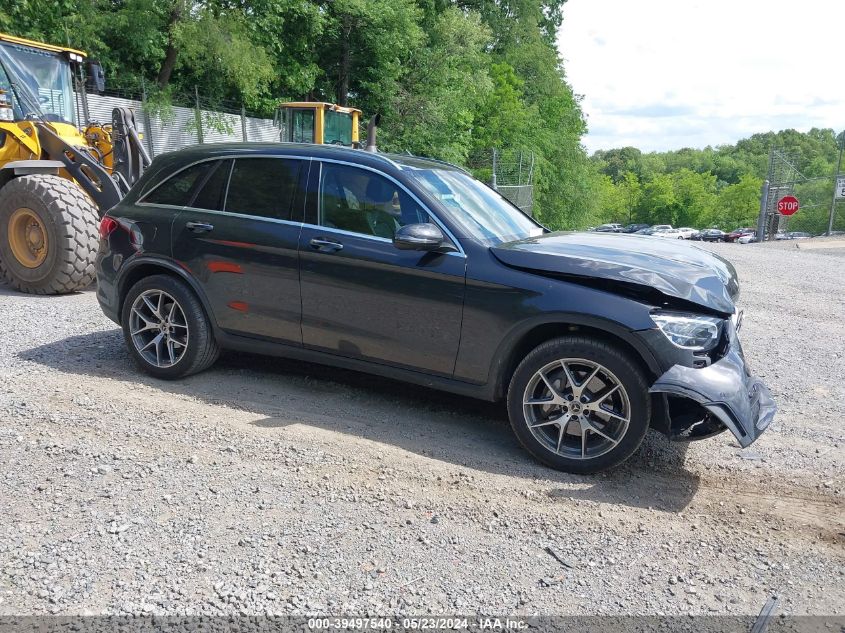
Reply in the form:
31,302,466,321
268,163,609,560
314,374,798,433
99,216,118,239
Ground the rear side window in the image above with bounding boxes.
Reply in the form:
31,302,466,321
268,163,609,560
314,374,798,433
224,158,301,220
190,160,232,211
142,162,210,206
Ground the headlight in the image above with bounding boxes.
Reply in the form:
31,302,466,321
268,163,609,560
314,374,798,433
651,312,724,351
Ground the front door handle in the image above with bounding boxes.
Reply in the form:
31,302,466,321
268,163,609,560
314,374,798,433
309,237,343,253
186,221,214,233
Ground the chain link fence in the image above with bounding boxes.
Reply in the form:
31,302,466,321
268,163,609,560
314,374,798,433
758,143,844,238
467,149,535,216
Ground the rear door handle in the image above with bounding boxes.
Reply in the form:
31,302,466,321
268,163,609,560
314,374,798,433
309,237,343,253
186,221,214,233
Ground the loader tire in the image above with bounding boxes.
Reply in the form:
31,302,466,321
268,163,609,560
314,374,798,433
0,175,99,294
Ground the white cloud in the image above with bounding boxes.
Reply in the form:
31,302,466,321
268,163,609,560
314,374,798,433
557,0,845,152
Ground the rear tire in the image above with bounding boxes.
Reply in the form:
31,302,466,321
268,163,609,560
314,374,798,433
0,175,99,294
507,336,651,474
121,275,220,379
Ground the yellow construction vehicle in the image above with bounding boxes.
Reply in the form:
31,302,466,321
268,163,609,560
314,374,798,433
0,32,148,294
275,102,362,146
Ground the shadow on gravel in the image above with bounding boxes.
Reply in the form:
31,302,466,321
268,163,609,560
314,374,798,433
20,329,699,513
0,281,97,298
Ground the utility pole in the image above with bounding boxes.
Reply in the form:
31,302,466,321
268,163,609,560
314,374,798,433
194,86,204,144
828,131,844,234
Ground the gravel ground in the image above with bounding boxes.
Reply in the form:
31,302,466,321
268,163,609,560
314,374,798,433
0,241,842,617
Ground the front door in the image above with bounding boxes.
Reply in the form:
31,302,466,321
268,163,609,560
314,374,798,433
298,161,466,376
169,156,306,343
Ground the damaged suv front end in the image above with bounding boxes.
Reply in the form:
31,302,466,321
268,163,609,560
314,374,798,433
490,231,776,450
647,308,776,446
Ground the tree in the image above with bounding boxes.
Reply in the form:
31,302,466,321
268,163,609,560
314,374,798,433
716,174,762,229
619,172,642,224
381,8,492,164
672,169,717,227
314,0,423,113
638,174,676,225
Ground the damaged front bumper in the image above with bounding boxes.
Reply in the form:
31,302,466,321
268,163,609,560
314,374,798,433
649,325,776,447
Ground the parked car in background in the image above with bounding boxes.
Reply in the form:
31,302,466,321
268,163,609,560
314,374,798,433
775,231,811,241
654,228,684,239
635,227,658,236
652,224,673,232
737,233,758,244
693,229,726,242
622,223,650,233
594,223,624,233
820,230,844,237
725,227,756,243
94,142,775,474
677,227,698,239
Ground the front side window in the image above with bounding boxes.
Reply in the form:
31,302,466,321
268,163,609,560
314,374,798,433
409,169,542,245
318,163,429,239
224,158,301,220
142,162,211,207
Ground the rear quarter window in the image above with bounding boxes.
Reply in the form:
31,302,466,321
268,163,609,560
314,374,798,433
190,160,232,211
141,162,211,207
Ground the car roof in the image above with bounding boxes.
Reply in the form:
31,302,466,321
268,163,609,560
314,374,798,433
158,142,466,173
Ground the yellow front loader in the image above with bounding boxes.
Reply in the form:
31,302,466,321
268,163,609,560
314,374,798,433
0,32,148,294
275,102,363,146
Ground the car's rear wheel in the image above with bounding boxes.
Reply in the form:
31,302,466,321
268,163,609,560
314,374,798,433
507,336,650,474
121,275,219,379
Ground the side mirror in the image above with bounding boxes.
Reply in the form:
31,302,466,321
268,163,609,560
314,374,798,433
393,223,446,252
85,60,105,94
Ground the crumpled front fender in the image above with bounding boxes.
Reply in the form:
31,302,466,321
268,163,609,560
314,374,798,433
649,331,776,447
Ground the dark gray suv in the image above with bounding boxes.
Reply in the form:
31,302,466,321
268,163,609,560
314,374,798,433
95,143,775,473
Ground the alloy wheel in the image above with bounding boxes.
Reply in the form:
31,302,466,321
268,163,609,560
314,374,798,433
522,358,631,460
129,289,189,368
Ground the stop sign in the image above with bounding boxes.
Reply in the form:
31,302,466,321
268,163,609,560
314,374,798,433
777,195,800,216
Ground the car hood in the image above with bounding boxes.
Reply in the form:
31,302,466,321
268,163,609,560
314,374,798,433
492,232,739,315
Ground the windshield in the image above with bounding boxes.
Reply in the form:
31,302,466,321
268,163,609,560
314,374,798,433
409,169,543,244
0,42,76,125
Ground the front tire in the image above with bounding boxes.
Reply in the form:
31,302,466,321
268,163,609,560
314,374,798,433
507,336,651,474
121,275,220,379
0,175,99,294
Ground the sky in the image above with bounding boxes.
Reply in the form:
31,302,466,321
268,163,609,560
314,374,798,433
557,0,845,153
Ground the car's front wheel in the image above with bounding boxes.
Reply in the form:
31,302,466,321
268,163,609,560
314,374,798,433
121,275,219,379
507,336,651,474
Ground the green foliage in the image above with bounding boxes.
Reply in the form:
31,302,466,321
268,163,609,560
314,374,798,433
716,175,763,229
4,0,590,223
379,7,492,165
589,128,844,234
8,1,843,234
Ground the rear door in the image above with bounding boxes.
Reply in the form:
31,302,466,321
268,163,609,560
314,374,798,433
169,156,306,343
297,160,466,376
